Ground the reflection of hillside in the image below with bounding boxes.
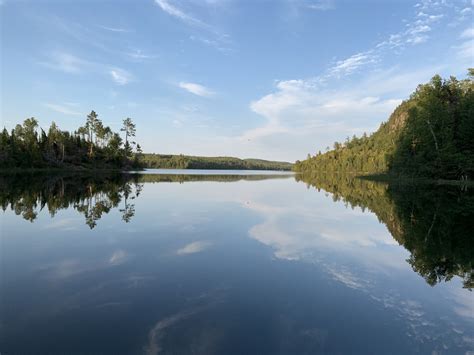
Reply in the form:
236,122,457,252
132,173,294,184
0,173,142,229
296,173,474,289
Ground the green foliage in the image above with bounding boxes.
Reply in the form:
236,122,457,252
121,117,136,158
295,72,474,180
141,154,293,170
0,112,142,170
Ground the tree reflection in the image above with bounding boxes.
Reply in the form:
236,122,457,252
0,173,291,229
0,173,143,229
296,173,474,289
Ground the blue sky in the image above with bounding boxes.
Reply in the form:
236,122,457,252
1,0,473,161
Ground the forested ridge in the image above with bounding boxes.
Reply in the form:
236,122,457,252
0,111,142,170
295,71,474,180
141,154,293,171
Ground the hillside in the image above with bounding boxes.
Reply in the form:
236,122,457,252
294,71,474,180
141,154,293,171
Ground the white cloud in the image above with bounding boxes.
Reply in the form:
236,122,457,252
109,250,128,265
99,25,130,33
329,51,378,77
244,74,403,143
125,49,156,60
179,82,214,97
176,241,211,255
307,0,335,11
110,67,133,85
460,27,474,39
43,103,82,116
154,0,206,28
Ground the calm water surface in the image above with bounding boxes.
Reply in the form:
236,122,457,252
1,170,473,354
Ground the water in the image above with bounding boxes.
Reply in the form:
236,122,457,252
1,170,472,354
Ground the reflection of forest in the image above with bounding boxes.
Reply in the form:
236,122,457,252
0,173,292,228
296,173,474,289
0,173,142,229
132,173,294,184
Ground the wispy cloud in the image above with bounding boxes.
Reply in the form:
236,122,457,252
307,0,335,11
376,5,445,51
154,0,232,52
189,35,232,54
43,103,82,116
325,3,447,79
125,49,156,60
99,25,131,33
329,51,378,78
42,52,90,74
110,67,133,85
42,51,135,86
154,0,206,28
456,27,474,60
40,16,150,65
109,250,129,265
179,82,215,97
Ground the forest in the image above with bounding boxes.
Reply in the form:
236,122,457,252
0,111,142,170
141,154,293,170
295,71,474,180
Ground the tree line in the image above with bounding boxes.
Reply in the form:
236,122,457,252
0,111,143,170
295,70,474,180
141,154,293,171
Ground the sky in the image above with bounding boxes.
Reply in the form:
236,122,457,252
1,0,473,161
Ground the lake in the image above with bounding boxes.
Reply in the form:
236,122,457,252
1,170,472,354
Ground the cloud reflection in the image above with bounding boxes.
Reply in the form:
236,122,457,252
177,241,211,255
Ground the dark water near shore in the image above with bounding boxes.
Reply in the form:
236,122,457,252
1,169,473,354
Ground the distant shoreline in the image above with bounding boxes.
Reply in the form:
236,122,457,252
140,153,294,171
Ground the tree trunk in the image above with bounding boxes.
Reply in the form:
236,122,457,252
426,119,440,156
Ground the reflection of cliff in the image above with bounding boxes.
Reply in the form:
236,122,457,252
296,173,474,289
0,173,142,229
